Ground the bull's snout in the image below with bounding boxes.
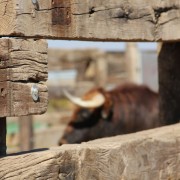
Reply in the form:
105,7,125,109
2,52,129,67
59,126,74,146
58,138,68,146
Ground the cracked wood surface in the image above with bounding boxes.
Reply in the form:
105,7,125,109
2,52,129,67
0,0,180,41
0,124,180,179
0,38,48,117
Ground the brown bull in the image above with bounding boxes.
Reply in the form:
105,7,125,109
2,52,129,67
59,83,161,145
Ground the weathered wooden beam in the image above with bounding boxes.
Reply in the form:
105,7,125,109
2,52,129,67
19,116,33,151
158,43,180,125
0,0,180,41
0,118,6,156
0,124,180,179
0,38,48,117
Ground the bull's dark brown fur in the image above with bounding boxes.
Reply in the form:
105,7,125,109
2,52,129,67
59,83,161,145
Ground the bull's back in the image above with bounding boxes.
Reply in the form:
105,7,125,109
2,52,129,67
109,84,159,134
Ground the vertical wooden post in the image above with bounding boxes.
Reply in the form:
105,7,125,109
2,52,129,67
125,43,142,84
94,51,108,87
158,43,180,125
0,117,6,156
19,116,33,151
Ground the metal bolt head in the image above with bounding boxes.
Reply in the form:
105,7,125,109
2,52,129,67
32,0,38,4
31,84,39,102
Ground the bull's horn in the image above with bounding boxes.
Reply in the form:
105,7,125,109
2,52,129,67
63,90,105,108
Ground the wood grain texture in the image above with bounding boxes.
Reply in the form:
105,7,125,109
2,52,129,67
0,124,180,179
0,0,180,41
0,38,48,117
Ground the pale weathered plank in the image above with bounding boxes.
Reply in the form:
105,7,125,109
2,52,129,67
0,124,180,179
0,0,180,41
125,43,141,83
0,38,48,117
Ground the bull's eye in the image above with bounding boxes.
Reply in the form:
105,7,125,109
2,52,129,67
81,109,90,119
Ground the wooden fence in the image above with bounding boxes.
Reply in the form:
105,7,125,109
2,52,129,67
0,0,180,179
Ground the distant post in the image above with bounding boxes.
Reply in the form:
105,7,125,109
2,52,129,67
125,43,142,84
94,51,108,87
19,116,33,151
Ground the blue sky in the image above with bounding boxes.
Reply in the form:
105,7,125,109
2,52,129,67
48,40,157,51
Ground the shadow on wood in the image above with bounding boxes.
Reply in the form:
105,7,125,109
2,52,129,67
0,117,6,156
158,43,180,125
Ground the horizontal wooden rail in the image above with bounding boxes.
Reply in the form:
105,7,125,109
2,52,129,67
0,0,180,41
1,124,180,179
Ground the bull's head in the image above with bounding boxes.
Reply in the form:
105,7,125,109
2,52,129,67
59,89,113,145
